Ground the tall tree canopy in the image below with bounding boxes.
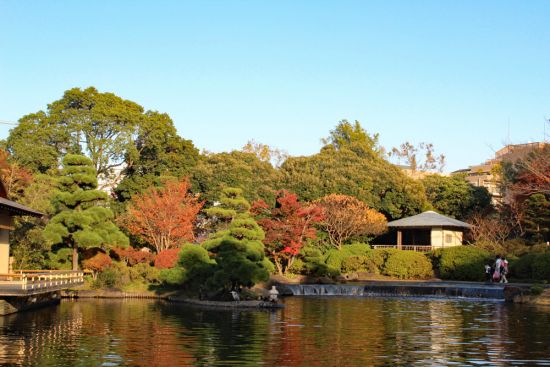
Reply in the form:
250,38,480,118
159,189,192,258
192,151,281,205
5,87,198,191
43,154,128,270
323,119,384,156
422,174,492,220
280,144,428,219
119,178,204,253
114,111,199,202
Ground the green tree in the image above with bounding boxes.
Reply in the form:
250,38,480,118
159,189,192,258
114,111,199,203
202,188,273,292
422,174,492,220
280,141,428,219
43,155,128,270
522,193,550,242
323,119,384,156
10,174,59,270
192,151,281,205
5,87,198,192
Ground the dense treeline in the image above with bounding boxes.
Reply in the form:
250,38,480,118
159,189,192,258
2,87,548,295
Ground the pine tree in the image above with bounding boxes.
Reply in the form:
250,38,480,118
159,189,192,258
203,188,273,292
43,154,128,270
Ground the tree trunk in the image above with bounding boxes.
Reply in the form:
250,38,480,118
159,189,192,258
72,243,79,271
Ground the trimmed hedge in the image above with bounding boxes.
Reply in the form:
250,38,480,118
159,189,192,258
382,251,434,279
324,243,372,272
510,253,550,281
433,246,490,281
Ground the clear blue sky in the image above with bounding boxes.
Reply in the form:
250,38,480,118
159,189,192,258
1,1,548,171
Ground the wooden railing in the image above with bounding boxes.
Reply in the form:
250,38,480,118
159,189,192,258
372,244,433,252
0,270,84,294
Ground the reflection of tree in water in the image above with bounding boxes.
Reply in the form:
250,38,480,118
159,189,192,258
263,298,387,366
2,298,550,366
158,302,270,367
0,300,85,366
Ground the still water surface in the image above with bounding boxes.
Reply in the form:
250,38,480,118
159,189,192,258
0,297,549,366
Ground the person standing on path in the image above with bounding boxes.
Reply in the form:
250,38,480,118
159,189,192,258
493,255,502,282
500,257,509,283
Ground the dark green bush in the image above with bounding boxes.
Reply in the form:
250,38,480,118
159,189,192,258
288,258,305,274
382,251,434,279
510,253,538,279
95,262,130,289
159,267,186,285
324,243,372,272
532,253,550,281
341,256,364,273
434,246,490,281
129,263,160,283
362,248,400,274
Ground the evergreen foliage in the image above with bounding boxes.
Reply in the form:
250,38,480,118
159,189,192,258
192,151,281,205
43,154,128,270
422,174,492,220
433,246,490,281
202,188,273,292
281,123,428,219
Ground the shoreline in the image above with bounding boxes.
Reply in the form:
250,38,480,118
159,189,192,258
60,280,550,306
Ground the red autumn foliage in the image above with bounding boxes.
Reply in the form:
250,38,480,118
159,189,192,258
110,246,155,266
82,252,112,280
119,178,204,253
154,248,181,269
0,149,33,200
251,190,324,275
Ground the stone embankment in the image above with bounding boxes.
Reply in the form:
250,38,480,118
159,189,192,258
61,289,284,309
275,280,550,303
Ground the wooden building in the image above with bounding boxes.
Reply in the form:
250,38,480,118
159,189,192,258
375,211,471,252
0,180,83,315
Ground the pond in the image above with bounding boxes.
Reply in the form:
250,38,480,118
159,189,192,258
0,297,549,366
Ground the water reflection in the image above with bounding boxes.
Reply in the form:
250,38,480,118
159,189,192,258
0,297,548,366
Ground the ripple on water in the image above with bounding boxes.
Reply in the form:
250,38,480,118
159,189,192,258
0,297,548,366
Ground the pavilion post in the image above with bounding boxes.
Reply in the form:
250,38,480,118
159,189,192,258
397,230,402,250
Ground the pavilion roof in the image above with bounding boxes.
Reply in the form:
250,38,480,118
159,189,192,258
0,198,43,217
387,211,471,229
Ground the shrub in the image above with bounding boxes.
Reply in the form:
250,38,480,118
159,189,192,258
502,239,530,257
382,251,434,279
341,256,364,273
510,253,538,279
154,248,181,269
435,246,490,281
159,268,186,286
95,262,130,289
288,258,305,274
532,253,550,281
129,263,160,283
324,243,372,272
367,248,398,267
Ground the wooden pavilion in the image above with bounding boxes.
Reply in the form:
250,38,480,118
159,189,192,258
0,180,83,314
374,211,471,252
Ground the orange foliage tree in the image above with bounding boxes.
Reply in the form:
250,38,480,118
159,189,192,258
154,248,181,269
119,179,204,253
251,190,324,275
82,252,112,280
317,194,387,249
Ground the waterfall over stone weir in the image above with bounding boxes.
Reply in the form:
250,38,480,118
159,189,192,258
279,282,506,301
284,284,366,296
